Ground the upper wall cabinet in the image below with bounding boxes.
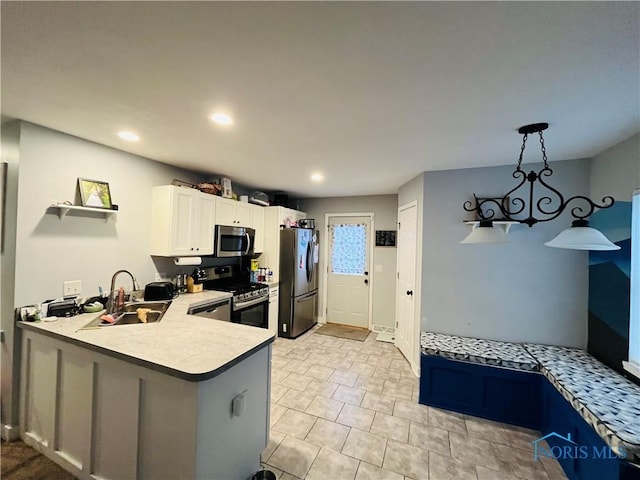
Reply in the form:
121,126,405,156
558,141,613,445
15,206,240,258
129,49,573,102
252,204,265,253
150,186,215,256
216,197,253,228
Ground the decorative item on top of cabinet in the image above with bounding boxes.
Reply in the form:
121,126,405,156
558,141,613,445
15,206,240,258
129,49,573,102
150,185,214,257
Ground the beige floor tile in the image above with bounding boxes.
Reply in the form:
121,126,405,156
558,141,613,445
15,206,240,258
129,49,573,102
271,403,288,428
325,357,356,370
268,435,320,479
491,443,550,480
282,359,311,375
464,416,512,445
272,356,292,369
361,391,396,415
281,372,314,391
408,422,450,456
278,388,317,412
306,352,331,366
333,384,367,406
329,369,361,387
350,361,377,377
262,430,286,463
373,367,401,382
393,399,430,426
272,409,318,439
271,383,290,403
305,395,345,421
389,358,412,372
355,376,386,394
382,439,430,479
476,465,518,480
337,404,376,431
305,417,351,451
345,351,370,363
342,427,388,467
428,407,467,434
370,412,410,443
449,432,499,470
428,451,477,480
355,461,404,480
305,364,335,381
506,428,543,452
307,447,360,480
366,355,392,369
382,380,414,400
272,369,291,385
260,464,283,478
306,378,340,398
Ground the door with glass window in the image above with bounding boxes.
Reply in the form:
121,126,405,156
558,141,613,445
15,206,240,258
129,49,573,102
326,216,371,328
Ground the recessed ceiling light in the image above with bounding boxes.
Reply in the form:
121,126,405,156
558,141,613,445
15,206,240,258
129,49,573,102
210,112,233,125
311,173,324,182
117,131,140,142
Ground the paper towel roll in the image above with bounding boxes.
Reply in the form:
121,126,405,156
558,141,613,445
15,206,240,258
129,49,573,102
174,256,202,266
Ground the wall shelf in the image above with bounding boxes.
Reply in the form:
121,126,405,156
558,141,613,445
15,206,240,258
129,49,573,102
463,220,519,234
50,204,117,222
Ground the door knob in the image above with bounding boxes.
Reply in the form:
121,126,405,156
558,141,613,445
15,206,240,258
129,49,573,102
406,290,413,296
364,279,369,285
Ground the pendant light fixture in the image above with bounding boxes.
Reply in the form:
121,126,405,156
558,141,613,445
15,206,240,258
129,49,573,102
461,123,619,250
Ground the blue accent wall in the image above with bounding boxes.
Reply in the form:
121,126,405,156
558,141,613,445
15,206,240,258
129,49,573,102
588,202,632,375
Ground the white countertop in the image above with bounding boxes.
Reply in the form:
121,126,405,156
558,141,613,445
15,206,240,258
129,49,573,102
18,291,275,382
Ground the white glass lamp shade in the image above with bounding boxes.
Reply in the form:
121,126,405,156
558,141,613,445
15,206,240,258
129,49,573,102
544,220,621,251
460,221,510,244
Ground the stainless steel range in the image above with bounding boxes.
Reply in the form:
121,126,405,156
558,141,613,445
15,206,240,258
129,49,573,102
202,266,269,329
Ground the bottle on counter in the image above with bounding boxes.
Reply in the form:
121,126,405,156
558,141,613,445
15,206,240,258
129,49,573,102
267,269,273,282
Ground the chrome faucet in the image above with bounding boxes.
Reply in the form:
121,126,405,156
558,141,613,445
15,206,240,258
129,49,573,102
107,269,140,313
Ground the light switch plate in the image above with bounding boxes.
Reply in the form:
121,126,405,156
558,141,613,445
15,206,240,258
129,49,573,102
63,280,82,296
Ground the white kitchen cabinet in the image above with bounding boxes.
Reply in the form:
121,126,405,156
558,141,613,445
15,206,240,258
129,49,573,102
150,185,215,256
262,206,307,284
215,197,252,227
252,204,265,253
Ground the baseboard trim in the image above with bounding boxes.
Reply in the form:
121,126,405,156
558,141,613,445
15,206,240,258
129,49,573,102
1,423,20,441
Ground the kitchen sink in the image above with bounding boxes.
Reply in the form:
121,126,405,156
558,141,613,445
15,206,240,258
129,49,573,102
81,301,172,329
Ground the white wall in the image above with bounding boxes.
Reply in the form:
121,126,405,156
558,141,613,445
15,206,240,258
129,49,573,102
2,122,205,435
421,159,591,348
298,195,398,328
590,133,639,202
14,122,203,306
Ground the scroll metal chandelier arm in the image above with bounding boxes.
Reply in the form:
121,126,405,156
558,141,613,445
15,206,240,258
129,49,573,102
462,123,616,228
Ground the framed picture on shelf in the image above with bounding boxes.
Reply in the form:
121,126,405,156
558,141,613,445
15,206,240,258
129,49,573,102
78,178,112,209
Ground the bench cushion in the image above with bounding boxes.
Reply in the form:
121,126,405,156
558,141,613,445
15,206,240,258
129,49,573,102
524,343,640,464
420,332,539,372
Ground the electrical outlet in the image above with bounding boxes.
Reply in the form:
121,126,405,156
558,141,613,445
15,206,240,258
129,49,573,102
63,280,82,296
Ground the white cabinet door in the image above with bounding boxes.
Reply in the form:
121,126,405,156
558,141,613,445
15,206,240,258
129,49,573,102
194,194,215,254
151,186,218,257
252,205,265,253
171,188,197,256
235,202,253,227
216,197,237,226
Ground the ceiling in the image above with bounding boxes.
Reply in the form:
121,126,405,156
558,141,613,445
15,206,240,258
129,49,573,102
2,2,639,198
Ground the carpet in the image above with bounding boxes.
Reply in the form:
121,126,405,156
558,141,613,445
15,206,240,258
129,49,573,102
315,323,369,341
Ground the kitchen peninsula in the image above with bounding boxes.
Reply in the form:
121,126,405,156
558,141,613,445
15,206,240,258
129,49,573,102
18,291,274,480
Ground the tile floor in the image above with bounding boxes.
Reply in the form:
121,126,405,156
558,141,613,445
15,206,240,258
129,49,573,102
262,326,567,480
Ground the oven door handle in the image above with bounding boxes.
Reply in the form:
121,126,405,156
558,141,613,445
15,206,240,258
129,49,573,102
234,296,268,310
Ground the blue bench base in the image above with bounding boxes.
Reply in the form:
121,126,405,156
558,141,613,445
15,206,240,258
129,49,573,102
419,353,640,480
419,354,541,429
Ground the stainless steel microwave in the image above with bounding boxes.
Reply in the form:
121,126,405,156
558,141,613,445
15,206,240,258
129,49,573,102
214,225,255,257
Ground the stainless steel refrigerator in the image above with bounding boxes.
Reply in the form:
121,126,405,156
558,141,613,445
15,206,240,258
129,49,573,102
279,228,319,338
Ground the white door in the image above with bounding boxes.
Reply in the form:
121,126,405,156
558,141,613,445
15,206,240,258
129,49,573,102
326,216,371,328
194,194,215,255
395,203,417,363
171,188,196,256
235,202,253,227
215,197,237,226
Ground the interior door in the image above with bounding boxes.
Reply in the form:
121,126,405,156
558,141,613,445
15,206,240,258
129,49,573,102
326,216,371,328
395,203,417,363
